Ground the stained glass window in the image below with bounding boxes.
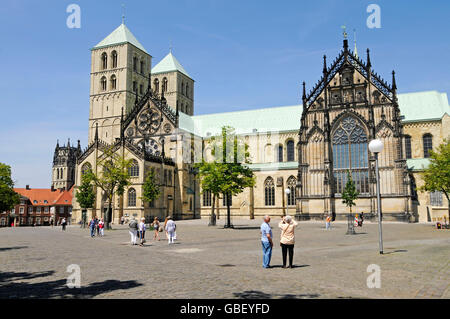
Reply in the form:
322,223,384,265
264,177,275,206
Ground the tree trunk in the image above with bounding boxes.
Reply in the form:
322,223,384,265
209,193,216,226
225,192,232,228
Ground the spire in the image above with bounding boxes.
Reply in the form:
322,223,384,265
161,138,166,158
147,72,151,91
121,4,126,25
341,25,348,52
392,70,397,91
353,29,358,58
67,138,70,148
366,48,371,69
95,123,99,142
302,82,306,101
77,140,81,152
323,55,327,74
56,140,59,149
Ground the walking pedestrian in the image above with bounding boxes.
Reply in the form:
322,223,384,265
152,217,161,241
50,218,54,228
61,218,67,231
163,217,169,240
138,217,146,246
260,215,273,268
99,218,105,237
120,216,125,225
128,217,138,245
325,215,331,230
165,217,176,245
279,215,298,268
88,218,96,237
95,217,100,236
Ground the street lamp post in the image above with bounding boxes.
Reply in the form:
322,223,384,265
284,188,291,216
369,139,384,255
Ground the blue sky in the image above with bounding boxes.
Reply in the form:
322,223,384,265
0,0,449,188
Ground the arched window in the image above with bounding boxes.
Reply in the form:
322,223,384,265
287,176,296,206
264,177,275,206
81,163,92,176
404,135,412,159
189,197,193,211
162,77,168,92
332,116,369,194
100,76,107,91
128,188,136,207
181,82,185,95
133,57,138,72
101,52,107,70
203,190,211,207
111,51,118,68
110,75,117,90
276,145,283,162
287,140,295,161
423,134,433,158
186,83,189,98
129,160,139,177
140,60,145,74
56,168,59,180
153,79,159,93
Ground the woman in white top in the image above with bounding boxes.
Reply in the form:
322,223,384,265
138,218,146,246
165,217,176,245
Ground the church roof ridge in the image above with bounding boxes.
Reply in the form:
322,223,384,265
152,52,191,78
92,23,148,54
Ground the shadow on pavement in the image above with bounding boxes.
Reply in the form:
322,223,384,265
233,290,320,299
0,246,28,252
0,270,143,299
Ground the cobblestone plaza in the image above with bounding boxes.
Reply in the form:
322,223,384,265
0,220,448,299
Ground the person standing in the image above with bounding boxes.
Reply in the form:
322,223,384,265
99,218,105,237
260,215,273,269
279,215,298,268
138,218,146,246
165,217,176,245
152,217,161,241
50,218,54,228
129,217,138,245
95,217,100,236
88,218,96,237
61,218,67,231
120,216,125,225
325,215,331,230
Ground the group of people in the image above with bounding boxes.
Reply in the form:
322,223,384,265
260,215,298,269
324,212,365,230
88,217,105,237
128,216,177,246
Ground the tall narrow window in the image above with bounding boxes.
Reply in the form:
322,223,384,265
128,160,139,177
181,82,185,95
154,79,159,93
287,140,295,161
133,81,137,93
101,77,107,91
133,57,138,72
140,84,143,95
404,135,412,159
101,52,107,70
140,60,144,74
276,145,283,162
186,83,189,98
264,177,275,206
203,190,211,207
423,134,433,158
162,77,168,92
128,188,136,207
111,51,118,68
287,176,296,206
110,75,117,90
332,116,369,194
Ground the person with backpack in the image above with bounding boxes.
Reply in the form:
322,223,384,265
88,218,96,237
165,216,176,245
129,217,138,245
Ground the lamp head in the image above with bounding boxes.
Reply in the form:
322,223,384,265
284,188,291,195
369,139,384,153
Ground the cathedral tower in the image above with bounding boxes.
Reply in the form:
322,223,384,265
152,52,194,115
89,23,152,144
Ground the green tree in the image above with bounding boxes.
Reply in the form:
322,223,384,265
342,170,359,235
141,169,160,209
0,163,20,213
85,147,132,229
196,126,255,227
419,140,450,223
75,173,96,228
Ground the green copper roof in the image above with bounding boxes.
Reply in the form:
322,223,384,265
398,91,449,123
179,91,449,137
407,158,431,171
152,52,191,78
93,23,148,53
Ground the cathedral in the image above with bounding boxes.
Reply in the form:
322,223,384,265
66,23,449,225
